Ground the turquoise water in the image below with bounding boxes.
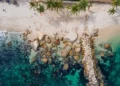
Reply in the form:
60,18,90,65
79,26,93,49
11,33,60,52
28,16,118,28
100,35,120,86
0,32,120,86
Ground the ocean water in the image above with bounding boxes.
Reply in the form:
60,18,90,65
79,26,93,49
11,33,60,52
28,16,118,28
99,35,120,86
0,31,120,86
0,31,87,86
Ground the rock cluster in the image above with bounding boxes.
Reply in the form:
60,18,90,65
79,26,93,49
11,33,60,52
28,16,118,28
24,31,82,71
23,29,105,86
81,29,105,86
98,43,114,65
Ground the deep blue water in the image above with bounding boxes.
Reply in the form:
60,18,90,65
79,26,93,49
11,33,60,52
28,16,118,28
0,32,119,86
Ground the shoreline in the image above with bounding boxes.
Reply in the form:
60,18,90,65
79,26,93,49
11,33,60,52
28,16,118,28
1,2,120,51
1,24,120,42
96,25,120,51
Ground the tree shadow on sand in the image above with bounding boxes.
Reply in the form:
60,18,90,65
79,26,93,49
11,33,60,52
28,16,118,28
111,8,120,24
45,10,96,28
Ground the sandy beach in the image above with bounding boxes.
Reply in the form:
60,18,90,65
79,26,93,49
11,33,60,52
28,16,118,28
0,2,120,42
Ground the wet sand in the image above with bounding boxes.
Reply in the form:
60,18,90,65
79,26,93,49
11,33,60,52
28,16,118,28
96,25,120,51
97,25,120,42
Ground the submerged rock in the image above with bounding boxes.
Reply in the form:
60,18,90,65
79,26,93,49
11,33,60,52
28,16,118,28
40,40,46,46
63,63,69,70
31,40,39,51
61,45,72,57
6,41,12,47
42,44,48,49
46,51,52,56
41,57,48,64
58,57,63,61
106,51,114,57
104,43,112,51
23,32,27,37
54,39,60,45
30,56,37,64
37,32,45,41
100,51,105,57
29,50,37,64
74,55,80,61
45,36,51,44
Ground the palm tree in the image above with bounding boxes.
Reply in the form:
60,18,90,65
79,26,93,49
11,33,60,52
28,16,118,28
78,0,90,11
108,0,120,15
36,4,45,13
46,0,63,11
52,0,63,11
71,4,80,15
108,7,116,15
29,1,37,10
70,0,90,15
111,0,119,7
46,0,54,10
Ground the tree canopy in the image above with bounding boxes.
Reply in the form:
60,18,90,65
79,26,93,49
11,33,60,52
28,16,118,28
108,0,120,14
30,0,120,15
29,0,91,14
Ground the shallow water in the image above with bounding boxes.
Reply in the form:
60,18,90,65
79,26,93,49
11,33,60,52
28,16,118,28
0,32,87,86
0,31,120,86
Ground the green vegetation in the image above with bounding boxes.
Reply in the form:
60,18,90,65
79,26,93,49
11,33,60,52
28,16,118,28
29,1,45,13
36,4,45,13
29,1,37,9
29,0,91,14
71,4,80,14
29,0,120,15
111,0,120,7
108,7,116,15
78,0,91,11
71,0,91,14
46,0,63,11
108,0,120,15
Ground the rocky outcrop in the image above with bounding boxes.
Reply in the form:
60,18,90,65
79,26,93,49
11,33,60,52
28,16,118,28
104,43,112,51
25,28,104,86
31,39,39,51
63,63,69,70
37,32,45,41
64,31,78,42
81,30,104,86
61,45,72,57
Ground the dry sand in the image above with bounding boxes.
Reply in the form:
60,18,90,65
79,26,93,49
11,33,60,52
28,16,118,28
0,2,120,42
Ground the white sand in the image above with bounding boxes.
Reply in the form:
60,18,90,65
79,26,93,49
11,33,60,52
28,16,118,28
0,2,120,41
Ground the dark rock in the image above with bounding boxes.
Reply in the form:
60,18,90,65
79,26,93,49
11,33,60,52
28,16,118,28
104,43,112,51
